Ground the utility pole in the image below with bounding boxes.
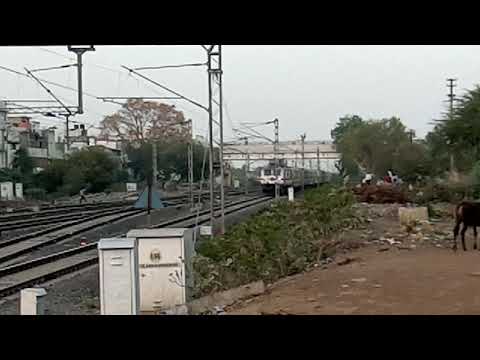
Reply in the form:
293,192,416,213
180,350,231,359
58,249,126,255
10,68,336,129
187,120,194,208
205,45,225,234
152,141,158,188
273,118,280,199
218,46,225,235
408,129,415,144
447,78,457,174
146,143,153,227
207,52,215,232
316,147,321,187
65,114,70,151
0,101,6,169
240,137,250,195
122,45,224,234
67,46,95,115
301,134,306,193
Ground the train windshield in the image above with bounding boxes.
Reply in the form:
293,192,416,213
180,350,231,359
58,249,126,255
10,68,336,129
263,169,272,176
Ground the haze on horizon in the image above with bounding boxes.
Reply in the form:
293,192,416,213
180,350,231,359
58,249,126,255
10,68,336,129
0,45,478,142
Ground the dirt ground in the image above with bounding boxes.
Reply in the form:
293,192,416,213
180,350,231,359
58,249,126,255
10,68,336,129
228,203,480,315
3,202,479,315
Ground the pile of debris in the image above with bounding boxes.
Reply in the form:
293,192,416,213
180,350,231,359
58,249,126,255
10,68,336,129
359,205,454,251
352,184,410,204
353,202,403,219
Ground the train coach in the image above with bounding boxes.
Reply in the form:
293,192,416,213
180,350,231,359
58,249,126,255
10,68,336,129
257,166,318,194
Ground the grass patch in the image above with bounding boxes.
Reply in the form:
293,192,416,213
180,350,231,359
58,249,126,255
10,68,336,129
193,185,363,298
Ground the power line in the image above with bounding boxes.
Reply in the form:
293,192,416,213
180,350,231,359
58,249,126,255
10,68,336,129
0,64,111,124
122,65,208,112
25,67,74,116
0,64,98,99
30,64,77,73
134,62,207,71
38,47,175,98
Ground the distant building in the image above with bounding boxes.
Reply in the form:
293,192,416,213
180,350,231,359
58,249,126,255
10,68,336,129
0,116,64,170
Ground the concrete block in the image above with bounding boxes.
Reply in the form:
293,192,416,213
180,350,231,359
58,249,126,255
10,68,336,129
187,281,265,315
288,187,294,202
20,288,47,315
399,207,428,226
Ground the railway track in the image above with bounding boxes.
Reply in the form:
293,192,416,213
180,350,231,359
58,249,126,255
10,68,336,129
0,195,274,299
0,208,145,264
0,189,262,221
0,205,136,234
0,190,263,240
0,201,135,224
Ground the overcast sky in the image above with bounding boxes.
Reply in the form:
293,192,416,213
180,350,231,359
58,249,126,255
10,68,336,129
0,45,479,142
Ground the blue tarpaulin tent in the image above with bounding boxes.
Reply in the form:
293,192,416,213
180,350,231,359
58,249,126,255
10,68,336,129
134,188,165,209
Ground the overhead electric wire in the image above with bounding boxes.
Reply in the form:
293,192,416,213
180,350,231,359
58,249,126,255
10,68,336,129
0,64,98,99
0,64,113,124
30,64,77,73
38,48,175,98
25,67,73,116
122,65,208,112
134,62,207,71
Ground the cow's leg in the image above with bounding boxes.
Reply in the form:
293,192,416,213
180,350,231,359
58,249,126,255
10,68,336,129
453,221,461,251
461,224,468,251
474,226,478,250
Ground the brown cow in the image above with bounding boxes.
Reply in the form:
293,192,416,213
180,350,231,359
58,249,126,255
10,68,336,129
453,201,480,251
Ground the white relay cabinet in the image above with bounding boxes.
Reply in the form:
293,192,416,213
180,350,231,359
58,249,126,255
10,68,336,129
0,182,14,200
127,229,195,314
98,238,140,315
15,183,23,199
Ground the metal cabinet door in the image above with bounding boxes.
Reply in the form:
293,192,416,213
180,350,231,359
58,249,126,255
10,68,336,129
100,250,135,315
138,237,186,312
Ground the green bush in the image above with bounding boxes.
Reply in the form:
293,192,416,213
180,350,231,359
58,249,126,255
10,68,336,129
416,182,470,204
471,161,480,198
193,186,362,298
62,167,86,196
110,183,128,193
24,188,46,201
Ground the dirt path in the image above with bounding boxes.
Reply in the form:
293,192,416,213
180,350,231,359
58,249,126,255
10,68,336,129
228,204,480,315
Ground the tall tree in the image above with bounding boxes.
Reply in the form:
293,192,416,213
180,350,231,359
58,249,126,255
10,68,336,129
444,85,480,162
331,115,364,177
100,99,191,143
331,115,364,144
125,140,208,183
335,116,428,179
11,148,34,177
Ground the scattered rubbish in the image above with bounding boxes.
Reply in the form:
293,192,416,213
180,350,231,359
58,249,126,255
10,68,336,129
399,207,429,226
341,284,350,289
380,237,401,246
351,278,367,283
378,247,390,252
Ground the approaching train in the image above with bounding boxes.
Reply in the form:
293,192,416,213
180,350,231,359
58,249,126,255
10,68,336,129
257,165,320,194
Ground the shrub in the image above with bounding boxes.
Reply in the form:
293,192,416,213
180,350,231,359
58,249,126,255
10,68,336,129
24,188,46,201
416,181,471,204
193,186,362,298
